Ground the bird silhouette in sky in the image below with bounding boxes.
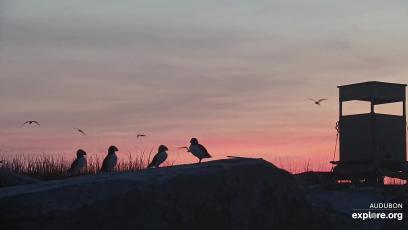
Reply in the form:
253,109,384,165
22,120,40,126
137,134,146,139
100,145,119,172
184,138,212,163
67,149,87,176
309,98,328,106
147,145,169,168
74,128,87,136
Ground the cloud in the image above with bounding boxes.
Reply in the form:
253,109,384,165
0,0,408,161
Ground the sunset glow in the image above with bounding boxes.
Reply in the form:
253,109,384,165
1,1,407,171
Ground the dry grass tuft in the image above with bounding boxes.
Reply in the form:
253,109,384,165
0,149,160,180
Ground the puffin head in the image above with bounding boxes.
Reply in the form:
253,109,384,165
108,145,119,154
76,149,87,157
158,145,169,153
190,138,199,145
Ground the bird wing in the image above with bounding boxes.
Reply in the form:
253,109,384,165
317,98,328,103
198,144,211,158
148,153,160,168
308,98,317,103
68,158,79,173
78,129,87,135
100,156,109,172
33,121,40,125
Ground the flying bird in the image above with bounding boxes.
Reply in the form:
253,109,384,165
147,145,169,168
74,128,87,136
187,138,212,163
309,98,328,106
23,120,40,126
137,134,146,139
67,149,87,176
100,145,119,172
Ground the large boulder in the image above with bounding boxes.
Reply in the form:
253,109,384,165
0,158,357,230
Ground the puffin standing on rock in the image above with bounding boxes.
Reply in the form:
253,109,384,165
68,149,87,176
188,138,212,163
148,145,169,168
100,145,119,172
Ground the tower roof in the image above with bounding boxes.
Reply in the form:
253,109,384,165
338,81,406,104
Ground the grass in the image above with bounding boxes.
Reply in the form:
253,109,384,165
272,156,330,174
0,153,405,185
0,149,167,180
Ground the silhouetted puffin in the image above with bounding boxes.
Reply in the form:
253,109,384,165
100,145,119,172
148,145,169,168
189,138,212,163
68,149,87,176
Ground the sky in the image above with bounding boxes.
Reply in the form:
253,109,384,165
0,1,407,168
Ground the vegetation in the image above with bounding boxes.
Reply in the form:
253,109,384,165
0,153,405,185
0,149,167,180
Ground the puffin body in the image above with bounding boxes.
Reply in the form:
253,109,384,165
100,145,118,172
188,138,212,163
68,149,87,176
148,145,168,168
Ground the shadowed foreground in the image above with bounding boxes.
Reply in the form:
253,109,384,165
1,158,360,230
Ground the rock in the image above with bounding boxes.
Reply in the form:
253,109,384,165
0,170,39,188
380,187,408,230
295,171,333,187
0,158,359,230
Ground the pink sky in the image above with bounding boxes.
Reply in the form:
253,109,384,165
0,1,407,170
